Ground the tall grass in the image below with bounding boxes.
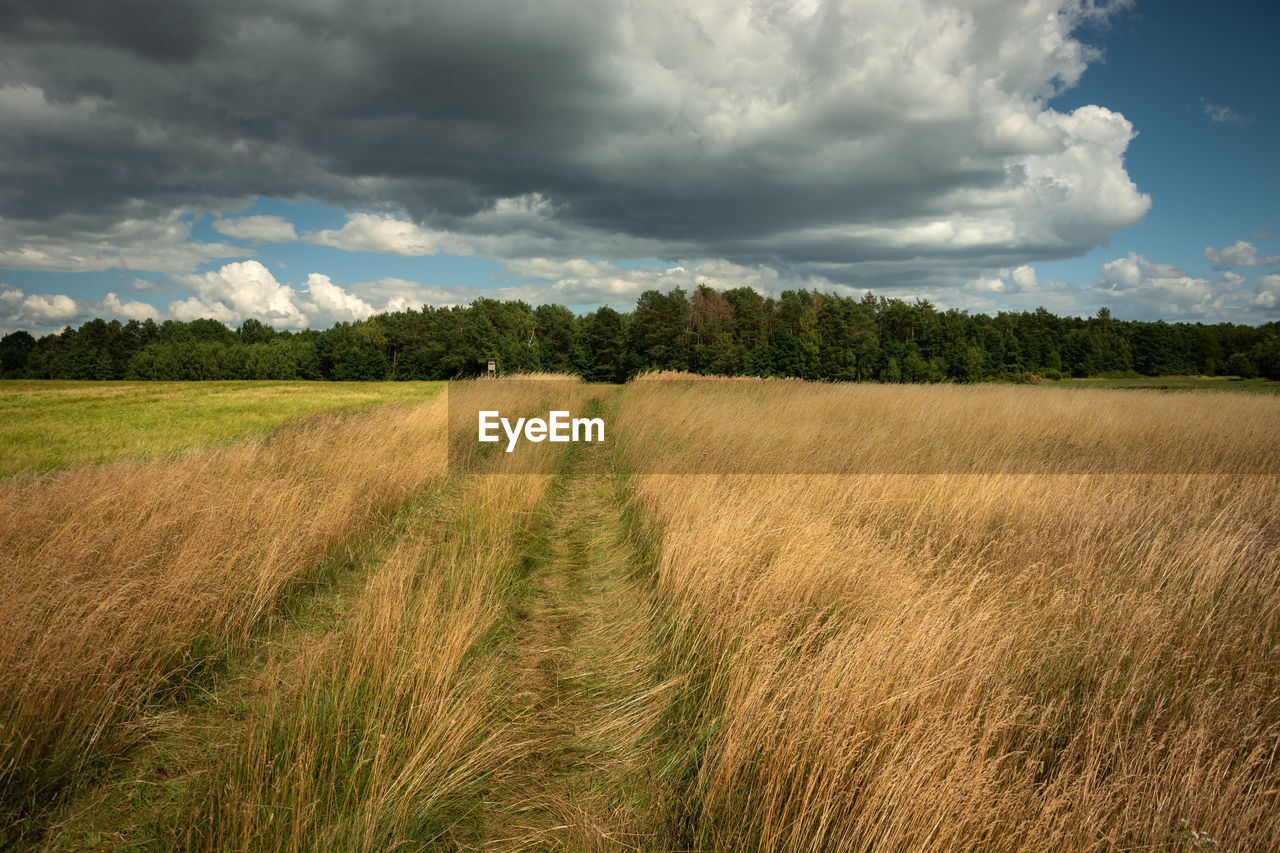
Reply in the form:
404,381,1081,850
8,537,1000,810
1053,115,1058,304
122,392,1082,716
177,379,605,851
8,376,1277,851
616,378,1280,851
0,400,447,834
179,475,547,850
621,375,1280,474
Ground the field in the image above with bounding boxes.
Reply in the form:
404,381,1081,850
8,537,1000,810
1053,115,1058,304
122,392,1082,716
0,381,443,477
2,378,1278,851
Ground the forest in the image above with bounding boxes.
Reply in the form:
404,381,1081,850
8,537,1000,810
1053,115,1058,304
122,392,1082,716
2,286,1278,382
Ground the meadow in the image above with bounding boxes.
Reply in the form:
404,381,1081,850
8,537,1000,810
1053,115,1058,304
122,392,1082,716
0,380,442,477
616,378,1280,851
1,378,1277,851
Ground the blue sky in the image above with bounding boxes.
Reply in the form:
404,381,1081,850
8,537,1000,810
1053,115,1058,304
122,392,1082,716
1036,0,1279,293
1,0,1277,333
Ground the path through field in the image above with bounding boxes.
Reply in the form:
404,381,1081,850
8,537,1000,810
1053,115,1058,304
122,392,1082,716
476,436,683,852
22,401,689,852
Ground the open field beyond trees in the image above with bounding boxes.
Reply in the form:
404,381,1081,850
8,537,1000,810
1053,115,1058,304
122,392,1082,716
2,378,1278,851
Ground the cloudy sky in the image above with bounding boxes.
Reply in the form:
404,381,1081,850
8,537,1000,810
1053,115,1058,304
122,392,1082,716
1,0,1277,333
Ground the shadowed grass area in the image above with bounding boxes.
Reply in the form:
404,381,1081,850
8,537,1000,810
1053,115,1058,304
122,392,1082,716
1053,375,1280,393
0,380,443,477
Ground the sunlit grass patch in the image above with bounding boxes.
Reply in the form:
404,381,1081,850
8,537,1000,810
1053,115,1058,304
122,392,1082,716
0,380,443,477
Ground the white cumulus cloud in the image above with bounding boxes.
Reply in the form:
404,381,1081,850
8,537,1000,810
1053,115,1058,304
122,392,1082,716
174,260,310,327
0,285,161,332
1254,274,1280,309
167,261,409,328
305,273,376,322
101,292,160,320
1204,240,1280,268
1010,265,1040,291
307,213,460,257
1092,253,1247,320
19,292,80,323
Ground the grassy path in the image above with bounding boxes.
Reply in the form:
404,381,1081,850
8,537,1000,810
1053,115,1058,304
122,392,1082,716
477,438,684,852
14,387,691,851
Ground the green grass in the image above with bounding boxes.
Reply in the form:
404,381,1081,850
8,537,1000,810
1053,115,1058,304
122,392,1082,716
0,380,444,477
1051,375,1280,393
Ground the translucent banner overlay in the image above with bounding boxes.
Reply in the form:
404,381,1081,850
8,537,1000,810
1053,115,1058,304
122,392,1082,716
448,378,1280,475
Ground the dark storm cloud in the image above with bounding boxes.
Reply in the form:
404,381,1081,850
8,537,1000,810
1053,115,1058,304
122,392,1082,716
0,0,231,62
0,0,1148,282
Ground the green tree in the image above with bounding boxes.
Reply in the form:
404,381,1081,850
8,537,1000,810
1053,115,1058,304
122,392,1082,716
1225,351,1259,379
0,331,36,377
689,285,736,375
335,348,388,381
957,343,986,382
579,307,628,383
1255,332,1280,380
237,317,275,345
246,339,299,379
629,288,690,372
721,287,770,374
534,304,579,374
902,346,934,382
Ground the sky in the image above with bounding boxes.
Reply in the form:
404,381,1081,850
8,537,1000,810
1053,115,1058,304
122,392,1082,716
0,0,1277,334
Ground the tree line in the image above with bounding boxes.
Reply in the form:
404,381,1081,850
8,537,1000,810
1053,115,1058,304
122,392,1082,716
2,286,1278,382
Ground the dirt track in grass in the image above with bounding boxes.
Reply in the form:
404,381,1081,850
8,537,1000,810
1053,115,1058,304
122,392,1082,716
476,438,684,852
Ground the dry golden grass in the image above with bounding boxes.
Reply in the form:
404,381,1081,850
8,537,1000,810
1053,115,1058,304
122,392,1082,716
7,375,1278,851
173,378,609,851
616,377,1280,852
620,377,1280,475
179,474,548,850
0,399,449,835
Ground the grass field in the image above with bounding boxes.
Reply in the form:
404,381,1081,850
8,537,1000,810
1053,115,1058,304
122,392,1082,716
0,380,443,477
618,377,1280,850
2,377,1278,851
